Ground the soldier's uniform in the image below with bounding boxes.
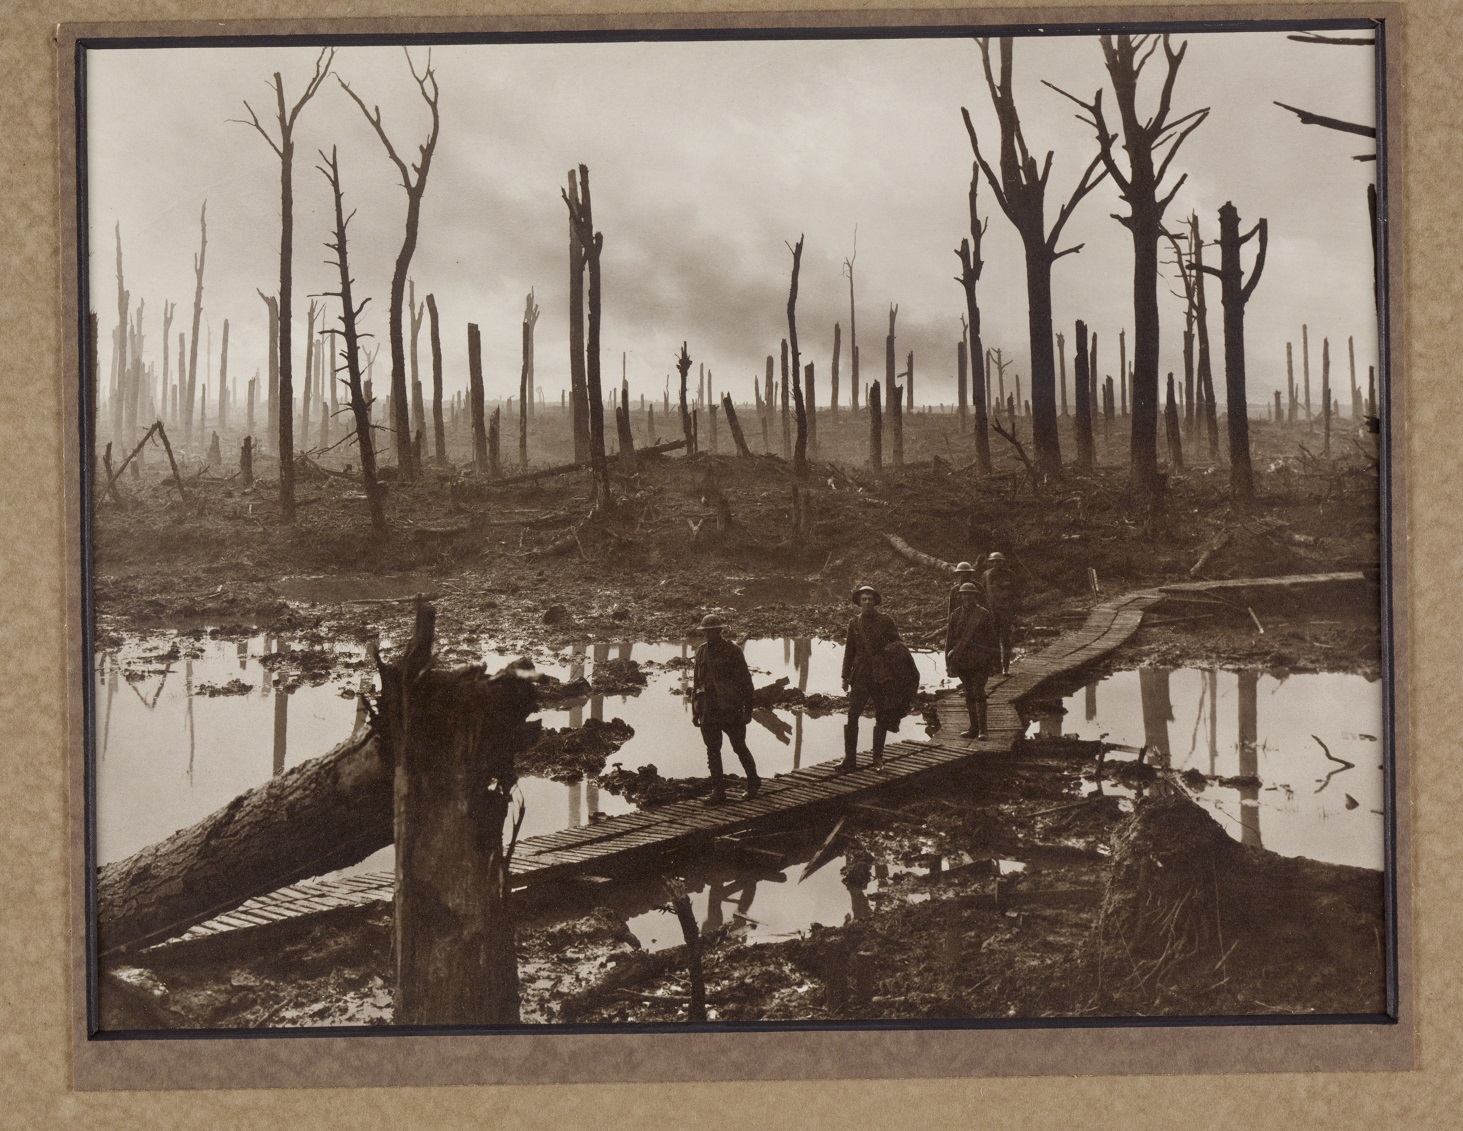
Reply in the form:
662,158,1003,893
946,585,999,738
982,554,1019,675
692,615,759,803
840,585,902,772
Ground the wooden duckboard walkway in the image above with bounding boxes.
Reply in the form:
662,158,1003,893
167,571,1364,945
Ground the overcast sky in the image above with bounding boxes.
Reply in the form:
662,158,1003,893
84,28,1379,411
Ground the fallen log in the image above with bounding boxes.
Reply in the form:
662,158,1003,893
884,532,955,573
96,649,543,958
488,438,686,488
96,726,393,955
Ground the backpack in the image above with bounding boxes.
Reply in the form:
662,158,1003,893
877,639,922,728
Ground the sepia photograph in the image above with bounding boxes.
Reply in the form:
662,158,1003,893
75,18,1394,1039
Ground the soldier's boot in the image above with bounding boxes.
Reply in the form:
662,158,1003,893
872,725,887,771
703,745,728,806
960,691,979,739
974,699,988,740
735,750,761,800
835,722,858,774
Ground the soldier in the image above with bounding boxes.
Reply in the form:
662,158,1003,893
839,584,902,773
691,613,760,806
948,559,982,618
982,551,1020,675
945,582,999,738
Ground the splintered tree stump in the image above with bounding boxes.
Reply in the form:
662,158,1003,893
722,394,753,457
381,602,541,1025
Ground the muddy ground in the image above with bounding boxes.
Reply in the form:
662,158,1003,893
101,736,1386,1029
94,411,1381,674
92,410,1387,1028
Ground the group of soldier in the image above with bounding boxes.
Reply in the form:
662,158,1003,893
689,553,1020,805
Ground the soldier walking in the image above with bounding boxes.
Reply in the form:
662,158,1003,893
982,551,1020,675
945,582,999,738
691,613,760,806
839,584,902,773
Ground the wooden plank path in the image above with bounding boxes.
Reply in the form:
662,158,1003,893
165,571,1364,945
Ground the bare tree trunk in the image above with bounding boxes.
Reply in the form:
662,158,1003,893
722,393,753,457
868,379,883,471
260,292,279,453
844,238,860,411
301,302,316,446
806,362,817,457
567,170,589,462
957,339,968,432
1208,200,1268,502
780,339,791,457
1119,329,1127,417
1074,319,1095,471
955,166,991,473
339,53,440,482
1059,34,1208,514
676,343,694,454
787,235,807,477
519,290,539,469
409,281,426,448
1322,337,1332,455
319,145,386,532
235,54,334,515
963,42,1106,479
1056,331,1068,417
111,224,128,443
563,164,610,507
468,323,488,472
1191,216,1219,461
427,294,446,464
185,204,207,446
1302,323,1312,425
617,377,636,470
488,405,501,477
1165,372,1184,470
830,322,841,420
382,604,539,1026
1348,335,1360,419
217,319,230,438
885,306,903,467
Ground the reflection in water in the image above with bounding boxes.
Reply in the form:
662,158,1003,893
97,633,953,870
185,658,196,785
272,675,288,777
1139,668,1173,767
101,653,116,760
1237,670,1261,848
1057,667,1383,869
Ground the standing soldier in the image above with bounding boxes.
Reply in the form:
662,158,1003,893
691,613,760,806
948,560,982,618
982,551,1020,675
946,582,998,738
839,584,902,773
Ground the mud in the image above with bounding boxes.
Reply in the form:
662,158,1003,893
519,718,636,783
91,416,1385,1027
102,731,1386,1027
93,416,1380,682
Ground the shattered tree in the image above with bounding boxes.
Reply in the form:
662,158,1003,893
965,36,1107,478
